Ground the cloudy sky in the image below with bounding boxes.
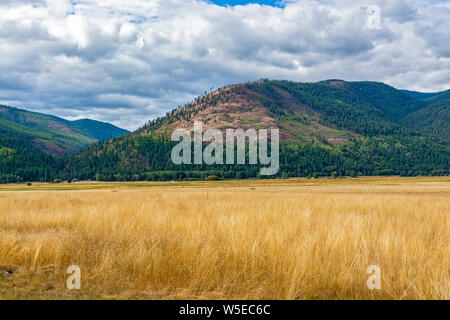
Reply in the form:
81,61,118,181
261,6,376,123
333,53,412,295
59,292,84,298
0,0,449,130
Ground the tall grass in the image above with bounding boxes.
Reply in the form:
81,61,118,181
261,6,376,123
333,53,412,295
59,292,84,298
0,179,448,299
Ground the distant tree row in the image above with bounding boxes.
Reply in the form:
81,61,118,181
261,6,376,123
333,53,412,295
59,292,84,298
3,133,447,183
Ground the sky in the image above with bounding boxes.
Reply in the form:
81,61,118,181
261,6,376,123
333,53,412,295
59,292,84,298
0,0,449,130
209,0,284,6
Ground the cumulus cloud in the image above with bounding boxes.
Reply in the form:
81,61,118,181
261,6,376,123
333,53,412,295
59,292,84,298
0,0,449,130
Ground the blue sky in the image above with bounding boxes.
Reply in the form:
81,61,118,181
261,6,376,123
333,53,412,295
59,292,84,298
209,0,284,6
0,0,449,130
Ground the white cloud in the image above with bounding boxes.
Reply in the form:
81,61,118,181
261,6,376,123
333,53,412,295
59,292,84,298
0,0,449,130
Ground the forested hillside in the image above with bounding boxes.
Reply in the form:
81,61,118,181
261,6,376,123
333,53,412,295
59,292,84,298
0,135,62,183
59,80,449,182
1,80,448,182
403,99,450,139
65,119,129,141
0,105,128,155
0,105,94,155
403,89,450,103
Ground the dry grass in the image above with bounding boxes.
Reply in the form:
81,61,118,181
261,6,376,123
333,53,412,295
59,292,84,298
0,177,449,300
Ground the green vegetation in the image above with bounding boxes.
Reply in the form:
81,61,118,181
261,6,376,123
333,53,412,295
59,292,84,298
347,81,425,119
0,105,93,154
249,80,416,136
0,105,128,155
53,134,447,182
238,117,259,124
0,135,61,183
403,89,450,103
67,119,129,141
403,99,450,139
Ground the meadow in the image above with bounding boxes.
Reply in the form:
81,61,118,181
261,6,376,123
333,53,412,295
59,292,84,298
0,177,448,299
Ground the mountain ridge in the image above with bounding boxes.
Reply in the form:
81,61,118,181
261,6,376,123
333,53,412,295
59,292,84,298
63,118,129,142
140,79,445,141
0,105,129,155
402,89,450,103
1,79,448,183
59,79,448,182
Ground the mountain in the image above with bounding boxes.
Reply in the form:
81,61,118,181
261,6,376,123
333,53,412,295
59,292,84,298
347,81,426,120
60,80,448,182
0,105,129,155
402,89,450,103
138,80,425,141
64,119,129,141
140,79,445,140
1,79,448,183
403,99,450,139
0,135,61,183
401,90,442,101
400,88,450,139
424,90,450,103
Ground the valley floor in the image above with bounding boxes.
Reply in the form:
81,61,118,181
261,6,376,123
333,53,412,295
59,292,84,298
0,177,449,299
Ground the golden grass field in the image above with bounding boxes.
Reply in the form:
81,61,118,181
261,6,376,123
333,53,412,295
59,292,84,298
0,177,448,300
